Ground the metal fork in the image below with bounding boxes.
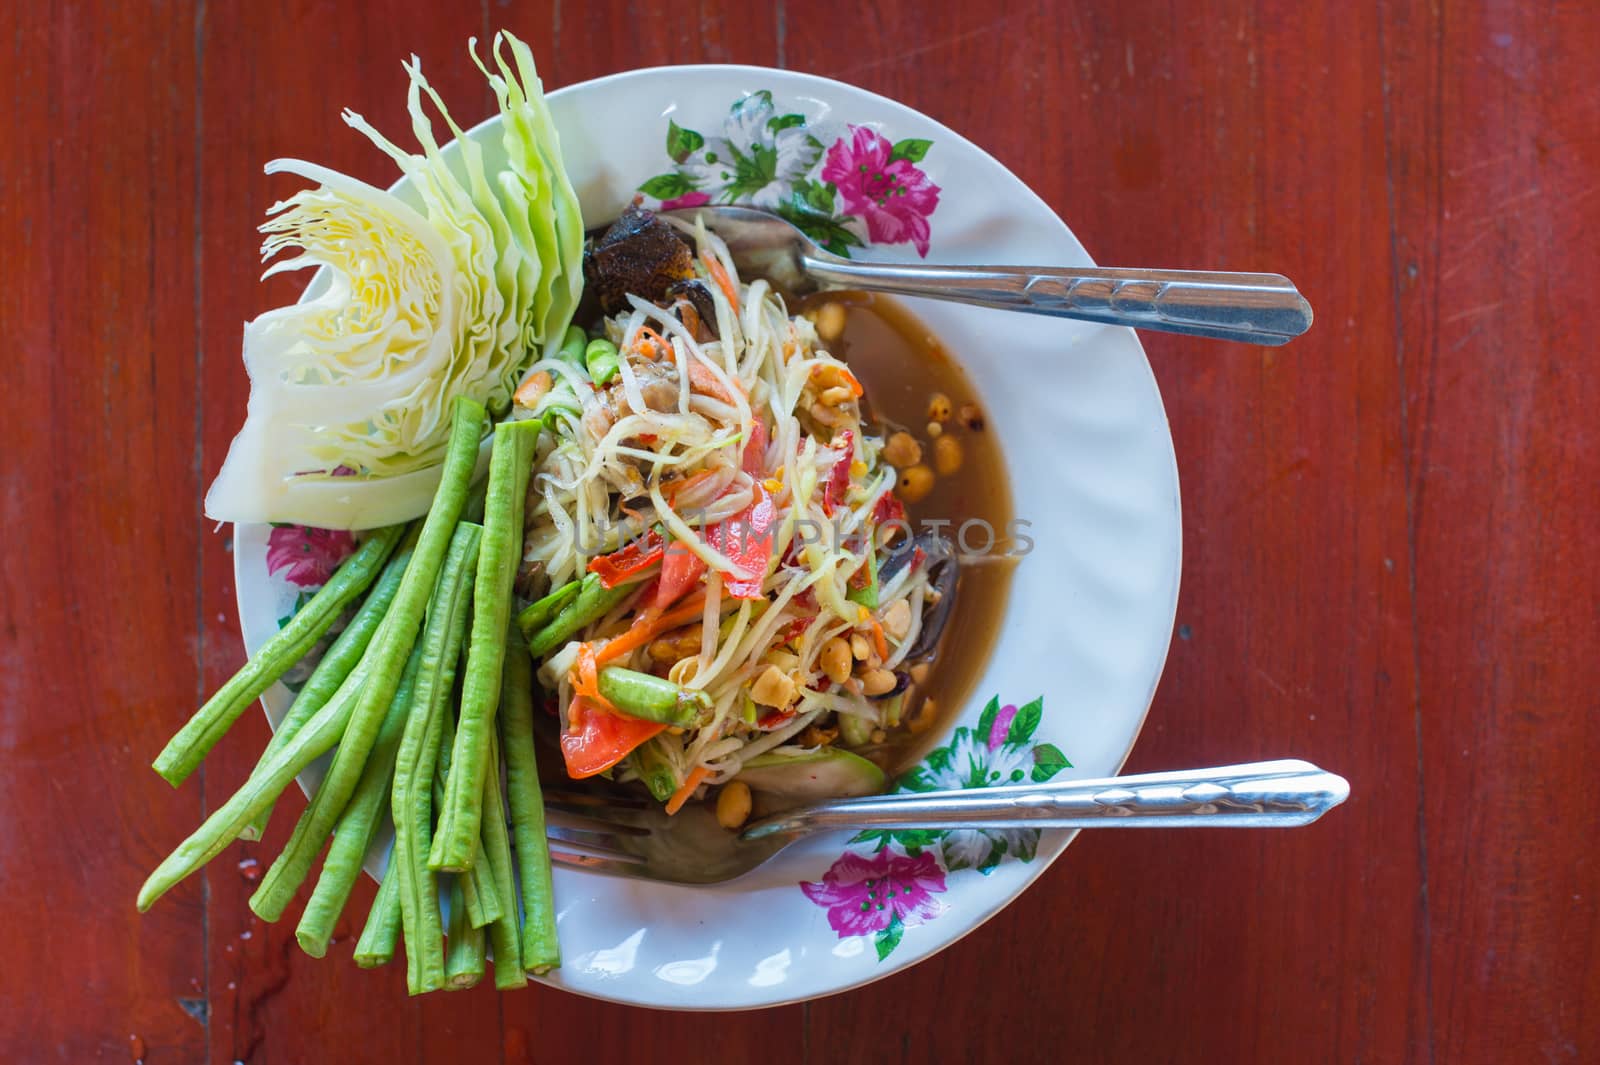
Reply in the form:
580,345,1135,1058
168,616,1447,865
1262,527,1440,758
541,759,1349,885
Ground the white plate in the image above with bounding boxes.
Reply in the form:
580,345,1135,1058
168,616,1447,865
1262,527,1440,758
233,64,1181,1009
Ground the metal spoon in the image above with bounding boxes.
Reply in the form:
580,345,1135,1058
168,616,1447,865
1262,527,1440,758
541,759,1350,884
662,205,1314,346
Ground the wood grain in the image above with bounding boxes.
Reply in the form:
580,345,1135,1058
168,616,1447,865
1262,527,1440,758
3,1,1597,1061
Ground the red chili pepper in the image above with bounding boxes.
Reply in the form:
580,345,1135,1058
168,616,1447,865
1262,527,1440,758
587,529,665,588
780,615,816,642
757,707,797,730
873,491,906,527
822,429,854,515
655,539,708,610
706,482,777,599
560,695,667,779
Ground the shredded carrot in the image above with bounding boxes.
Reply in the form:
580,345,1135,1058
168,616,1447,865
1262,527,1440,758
513,370,553,408
665,765,711,816
838,366,865,398
571,643,617,712
869,617,889,660
702,251,739,314
687,359,736,404
633,324,670,360
595,592,710,666
666,467,717,506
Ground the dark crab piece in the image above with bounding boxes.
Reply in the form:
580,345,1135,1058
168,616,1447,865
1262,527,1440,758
583,206,697,315
879,531,960,661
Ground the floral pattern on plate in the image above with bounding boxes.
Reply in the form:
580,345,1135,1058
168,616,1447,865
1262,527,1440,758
637,90,941,258
801,695,1069,960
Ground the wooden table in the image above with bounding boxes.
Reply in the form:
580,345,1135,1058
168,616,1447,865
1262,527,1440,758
5,2,1596,1061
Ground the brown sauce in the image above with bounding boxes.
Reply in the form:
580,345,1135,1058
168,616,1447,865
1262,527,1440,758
810,292,1018,773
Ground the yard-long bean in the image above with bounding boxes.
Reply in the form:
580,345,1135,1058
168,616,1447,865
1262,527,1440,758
514,578,581,637
435,714,500,929
242,530,418,841
152,524,405,786
431,419,540,871
597,666,712,727
353,855,403,968
498,622,560,972
391,522,482,994
522,572,637,657
480,731,527,989
293,638,424,958
250,397,487,922
136,655,372,911
443,876,485,989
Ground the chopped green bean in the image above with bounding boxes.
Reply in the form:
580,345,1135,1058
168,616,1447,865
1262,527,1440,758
585,337,619,384
515,578,582,637
432,419,540,871
136,657,372,912
598,666,713,727
629,738,677,805
498,622,560,972
353,855,403,968
391,522,482,994
250,397,487,922
443,876,485,989
293,638,424,958
242,530,418,841
153,524,405,786
556,324,588,369
481,732,526,989
523,572,637,658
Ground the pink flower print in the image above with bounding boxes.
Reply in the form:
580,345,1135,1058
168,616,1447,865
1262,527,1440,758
266,525,356,588
822,126,941,257
801,848,947,938
660,190,712,212
987,703,1018,751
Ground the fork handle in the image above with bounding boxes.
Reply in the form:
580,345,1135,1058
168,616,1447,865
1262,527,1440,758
804,256,1314,346
741,760,1349,840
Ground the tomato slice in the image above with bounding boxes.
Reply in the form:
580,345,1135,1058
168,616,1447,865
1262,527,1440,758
587,530,665,588
560,695,667,779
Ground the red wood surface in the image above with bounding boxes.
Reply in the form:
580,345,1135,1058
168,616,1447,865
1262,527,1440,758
3,1,1597,1061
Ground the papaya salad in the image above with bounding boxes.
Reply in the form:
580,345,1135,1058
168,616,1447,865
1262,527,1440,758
508,208,956,822
137,31,968,997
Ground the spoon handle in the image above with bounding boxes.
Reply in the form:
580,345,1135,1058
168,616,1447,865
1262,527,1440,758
742,760,1349,840
803,257,1314,346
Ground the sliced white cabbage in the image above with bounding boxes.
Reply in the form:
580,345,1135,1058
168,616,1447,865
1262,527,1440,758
205,32,581,529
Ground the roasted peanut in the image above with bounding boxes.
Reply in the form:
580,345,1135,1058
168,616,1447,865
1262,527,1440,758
716,781,753,829
819,385,855,406
908,697,938,733
870,729,888,744
882,431,923,468
860,667,898,696
959,402,985,431
850,633,872,660
751,664,796,707
926,421,943,437
813,301,847,342
927,392,952,422
881,597,912,640
909,661,931,685
896,464,935,504
932,434,964,475
798,724,839,748
820,637,853,685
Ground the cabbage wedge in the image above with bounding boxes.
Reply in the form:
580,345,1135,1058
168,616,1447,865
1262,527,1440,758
205,32,582,529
